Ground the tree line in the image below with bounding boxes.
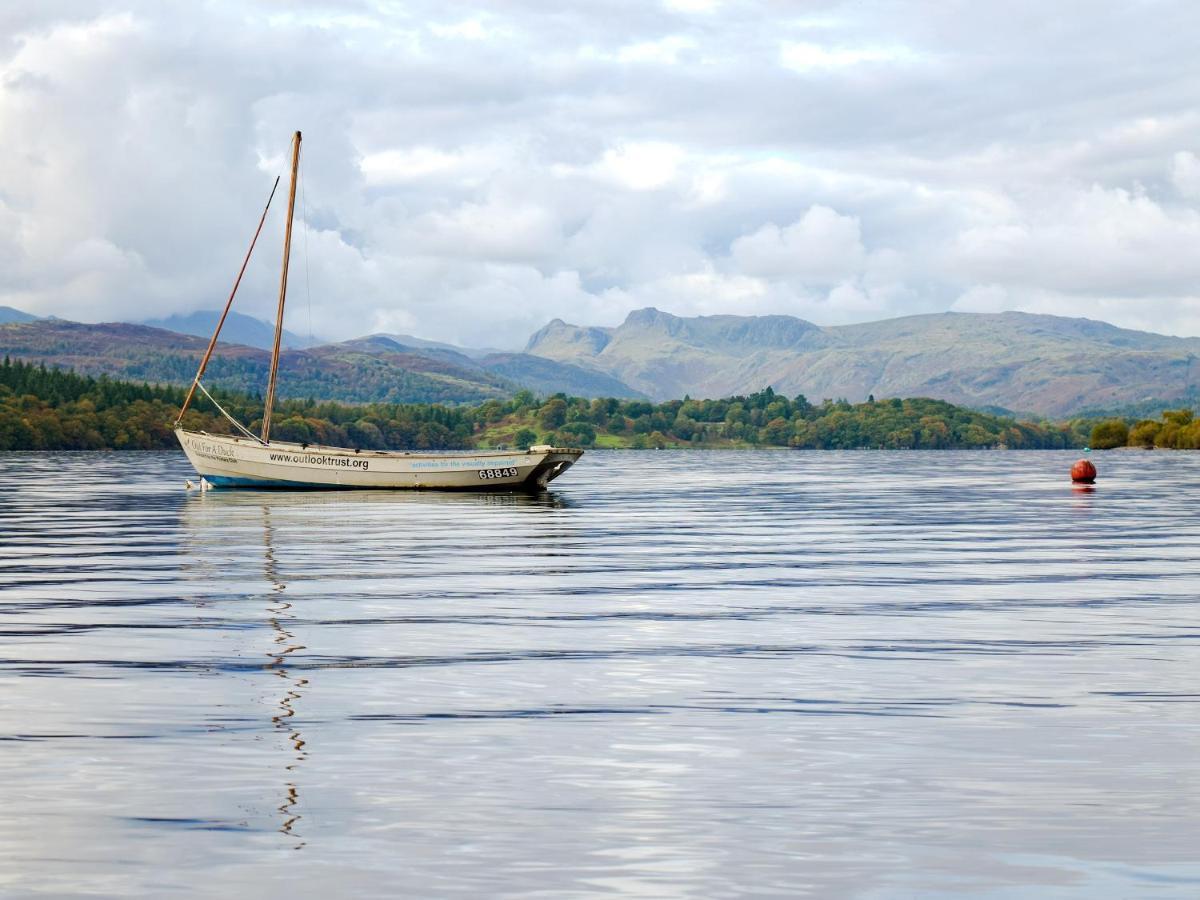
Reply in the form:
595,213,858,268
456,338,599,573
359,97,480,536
485,390,1082,449
1090,409,1200,450
1,357,1087,451
0,358,475,451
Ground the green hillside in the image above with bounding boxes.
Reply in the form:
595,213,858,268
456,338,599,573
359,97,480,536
0,319,515,405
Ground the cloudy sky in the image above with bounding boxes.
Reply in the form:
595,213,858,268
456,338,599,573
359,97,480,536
2,1,1199,348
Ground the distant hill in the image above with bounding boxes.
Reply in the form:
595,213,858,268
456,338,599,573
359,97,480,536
524,308,1200,416
1072,394,1200,421
478,352,647,399
348,335,646,398
375,333,504,360
0,320,514,405
0,318,645,404
338,335,484,371
141,310,319,350
0,305,38,325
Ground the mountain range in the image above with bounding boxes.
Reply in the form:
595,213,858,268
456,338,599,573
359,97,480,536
526,308,1200,417
2,304,1198,416
0,316,644,405
141,310,320,351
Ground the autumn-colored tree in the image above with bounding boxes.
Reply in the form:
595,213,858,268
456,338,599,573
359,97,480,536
1090,420,1129,450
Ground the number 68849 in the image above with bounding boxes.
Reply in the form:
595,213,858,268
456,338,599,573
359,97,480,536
478,467,519,480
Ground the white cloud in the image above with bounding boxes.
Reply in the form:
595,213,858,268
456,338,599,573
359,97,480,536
952,284,1011,314
590,142,687,191
730,206,867,283
412,197,563,263
366,263,616,349
428,18,490,41
1170,150,1200,199
825,281,878,315
610,265,780,318
779,41,917,71
1,1,1200,347
359,145,508,187
663,0,719,13
616,35,697,65
950,185,1200,297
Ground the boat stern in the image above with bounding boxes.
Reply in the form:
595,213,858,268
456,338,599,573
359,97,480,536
526,445,584,489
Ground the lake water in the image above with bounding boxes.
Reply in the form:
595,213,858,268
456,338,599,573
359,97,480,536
1,449,1198,898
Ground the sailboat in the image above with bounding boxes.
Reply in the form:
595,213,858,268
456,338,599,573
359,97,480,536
175,132,583,490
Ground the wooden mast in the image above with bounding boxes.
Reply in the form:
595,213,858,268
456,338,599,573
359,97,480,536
260,130,302,444
175,176,280,426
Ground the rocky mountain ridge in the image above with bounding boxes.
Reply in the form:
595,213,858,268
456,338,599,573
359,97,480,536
3,303,1198,415
524,308,1200,416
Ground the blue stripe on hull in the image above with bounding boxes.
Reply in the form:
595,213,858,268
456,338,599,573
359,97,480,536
201,474,545,492
204,475,357,490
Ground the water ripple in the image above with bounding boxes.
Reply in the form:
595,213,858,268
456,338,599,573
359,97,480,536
1,449,1199,898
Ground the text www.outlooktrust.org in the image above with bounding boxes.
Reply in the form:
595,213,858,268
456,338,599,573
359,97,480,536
269,452,369,470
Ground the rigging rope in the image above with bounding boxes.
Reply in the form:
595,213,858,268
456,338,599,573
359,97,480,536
196,381,265,444
301,151,313,346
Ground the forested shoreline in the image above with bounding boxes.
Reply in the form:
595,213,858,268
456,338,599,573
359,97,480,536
1089,411,1200,450
0,356,1115,452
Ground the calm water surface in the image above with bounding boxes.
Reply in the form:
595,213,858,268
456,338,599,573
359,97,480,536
1,450,1198,898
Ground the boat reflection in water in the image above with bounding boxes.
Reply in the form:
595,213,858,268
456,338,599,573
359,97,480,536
262,506,307,848
177,486,574,848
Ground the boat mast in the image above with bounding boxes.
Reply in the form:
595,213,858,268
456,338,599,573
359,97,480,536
261,130,302,444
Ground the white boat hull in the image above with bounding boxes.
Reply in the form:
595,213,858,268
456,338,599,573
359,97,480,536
176,429,583,490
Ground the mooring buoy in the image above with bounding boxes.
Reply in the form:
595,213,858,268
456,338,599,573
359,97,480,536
1071,459,1097,484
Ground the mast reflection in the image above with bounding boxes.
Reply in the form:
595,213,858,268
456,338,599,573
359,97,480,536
181,485,573,847
262,506,308,849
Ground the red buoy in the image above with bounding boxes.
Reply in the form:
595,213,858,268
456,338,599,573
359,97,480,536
1071,459,1097,483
